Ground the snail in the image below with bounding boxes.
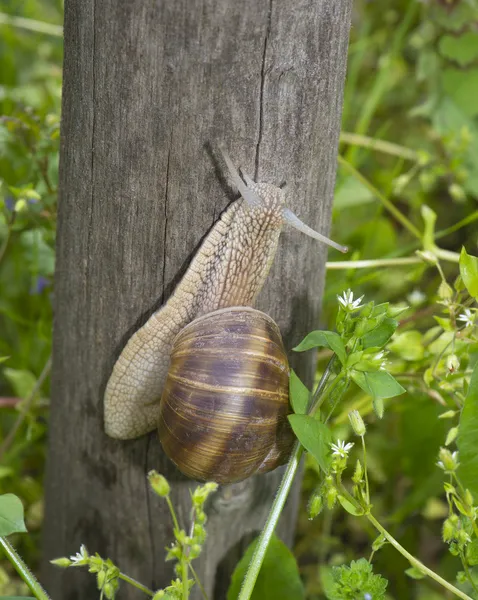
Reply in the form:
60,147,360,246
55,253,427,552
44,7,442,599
104,149,346,483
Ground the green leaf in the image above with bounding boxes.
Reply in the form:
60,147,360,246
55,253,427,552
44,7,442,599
405,566,426,580
457,363,478,499
337,495,363,516
441,68,478,118
289,370,310,415
439,32,478,67
227,534,305,600
466,538,478,566
294,331,347,365
0,493,27,536
288,415,332,473
351,371,406,401
362,318,398,349
459,247,478,299
3,368,37,399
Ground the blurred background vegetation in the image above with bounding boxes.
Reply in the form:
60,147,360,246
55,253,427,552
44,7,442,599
0,0,477,598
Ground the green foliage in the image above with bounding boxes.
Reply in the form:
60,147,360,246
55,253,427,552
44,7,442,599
0,494,27,536
227,535,305,600
457,364,478,499
289,370,310,415
326,558,388,600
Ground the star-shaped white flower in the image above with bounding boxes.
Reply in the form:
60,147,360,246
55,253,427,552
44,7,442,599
337,289,364,311
331,439,354,457
457,308,475,328
70,544,89,566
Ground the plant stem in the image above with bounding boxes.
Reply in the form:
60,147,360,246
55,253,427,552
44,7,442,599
337,155,422,239
237,442,304,600
182,556,189,600
190,564,209,600
361,436,370,505
0,355,52,459
119,572,155,596
0,12,63,36
339,132,419,161
238,360,337,600
0,536,51,600
366,514,473,600
326,256,422,270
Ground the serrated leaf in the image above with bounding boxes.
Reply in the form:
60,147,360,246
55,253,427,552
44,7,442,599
227,534,305,600
288,414,332,473
294,331,347,365
351,370,406,401
459,247,478,298
289,370,310,415
0,493,27,536
362,318,398,349
457,363,478,499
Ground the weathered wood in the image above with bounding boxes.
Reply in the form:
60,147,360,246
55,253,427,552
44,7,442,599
42,1,352,598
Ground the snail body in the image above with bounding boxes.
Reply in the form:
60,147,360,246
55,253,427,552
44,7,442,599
104,150,346,482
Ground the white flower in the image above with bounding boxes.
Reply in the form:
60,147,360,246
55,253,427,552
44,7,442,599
331,439,354,457
70,544,89,565
337,289,364,311
457,308,475,328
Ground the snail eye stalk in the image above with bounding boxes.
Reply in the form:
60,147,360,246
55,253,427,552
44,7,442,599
282,208,348,253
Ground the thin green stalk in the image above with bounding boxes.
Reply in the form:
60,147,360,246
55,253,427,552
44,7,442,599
0,224,12,265
460,551,478,597
340,132,419,161
0,536,51,600
190,564,209,600
435,211,478,241
367,514,473,600
237,442,304,600
182,556,189,600
0,12,63,36
119,572,155,596
326,256,422,270
239,361,337,600
337,155,422,239
361,436,370,505
0,356,52,459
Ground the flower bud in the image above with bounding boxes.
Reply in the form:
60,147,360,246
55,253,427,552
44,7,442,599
326,486,338,510
348,410,366,436
437,448,459,472
148,470,170,497
438,281,453,301
352,459,364,484
50,557,72,568
308,492,323,519
446,354,460,374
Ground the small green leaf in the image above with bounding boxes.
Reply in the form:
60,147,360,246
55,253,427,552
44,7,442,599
0,356,10,364
351,370,406,401
405,566,426,580
433,316,453,332
459,247,478,298
3,368,37,399
457,363,478,499
362,318,398,349
288,415,332,473
439,32,478,67
289,370,310,415
0,493,27,536
466,538,478,566
227,534,305,600
337,495,363,516
294,331,347,365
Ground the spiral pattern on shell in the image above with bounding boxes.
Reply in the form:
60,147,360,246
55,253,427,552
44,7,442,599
158,307,295,484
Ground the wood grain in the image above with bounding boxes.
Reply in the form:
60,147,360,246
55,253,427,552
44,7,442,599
42,1,352,597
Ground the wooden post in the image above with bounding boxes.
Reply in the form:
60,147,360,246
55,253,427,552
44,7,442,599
42,1,352,597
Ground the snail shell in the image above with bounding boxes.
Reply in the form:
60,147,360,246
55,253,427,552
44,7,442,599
158,307,295,484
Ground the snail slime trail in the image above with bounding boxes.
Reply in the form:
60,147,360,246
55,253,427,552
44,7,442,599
104,150,345,483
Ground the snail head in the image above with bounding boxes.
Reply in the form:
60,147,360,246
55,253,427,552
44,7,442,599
220,148,348,254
